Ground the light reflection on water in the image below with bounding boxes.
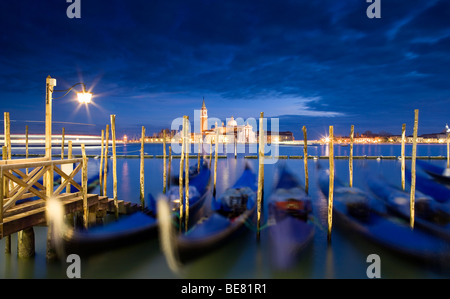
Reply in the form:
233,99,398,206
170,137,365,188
1,144,449,278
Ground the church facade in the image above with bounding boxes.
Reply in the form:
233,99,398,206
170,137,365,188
197,99,257,144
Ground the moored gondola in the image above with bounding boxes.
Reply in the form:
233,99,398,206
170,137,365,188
416,160,450,185
318,167,450,264
406,166,450,203
60,161,211,256
267,166,314,270
158,163,257,266
163,159,211,224
367,174,450,241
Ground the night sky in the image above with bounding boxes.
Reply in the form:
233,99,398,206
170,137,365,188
1,0,449,140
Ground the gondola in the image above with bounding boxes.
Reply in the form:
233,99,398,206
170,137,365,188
267,166,314,270
367,174,450,241
318,167,450,263
170,160,204,185
60,161,211,256
406,167,450,203
160,159,211,225
158,163,257,266
416,160,450,185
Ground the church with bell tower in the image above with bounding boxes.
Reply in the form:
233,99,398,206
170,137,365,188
201,97,208,134
197,98,257,144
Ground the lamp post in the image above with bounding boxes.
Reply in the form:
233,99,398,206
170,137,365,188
44,75,92,260
45,75,93,159
44,75,92,194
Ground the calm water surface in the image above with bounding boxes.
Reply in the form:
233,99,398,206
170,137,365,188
1,144,449,278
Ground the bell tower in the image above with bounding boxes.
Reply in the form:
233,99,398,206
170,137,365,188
201,97,208,134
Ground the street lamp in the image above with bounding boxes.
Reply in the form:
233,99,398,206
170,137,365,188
45,75,93,159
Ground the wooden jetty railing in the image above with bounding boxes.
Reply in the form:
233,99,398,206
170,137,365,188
0,157,86,239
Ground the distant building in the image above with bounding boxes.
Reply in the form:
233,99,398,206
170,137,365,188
197,100,257,143
201,98,208,134
156,129,176,139
260,131,294,143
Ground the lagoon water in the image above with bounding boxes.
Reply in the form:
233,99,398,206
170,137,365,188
1,143,449,279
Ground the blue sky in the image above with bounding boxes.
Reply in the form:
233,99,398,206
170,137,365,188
0,0,449,140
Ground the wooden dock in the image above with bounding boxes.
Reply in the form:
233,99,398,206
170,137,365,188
1,194,140,239
0,156,140,259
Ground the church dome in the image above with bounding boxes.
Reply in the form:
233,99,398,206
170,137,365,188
227,116,237,127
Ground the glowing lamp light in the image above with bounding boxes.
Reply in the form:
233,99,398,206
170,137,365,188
77,91,93,103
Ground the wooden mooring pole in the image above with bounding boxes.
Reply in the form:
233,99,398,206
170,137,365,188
168,145,172,189
257,112,264,240
25,125,29,160
110,115,118,219
61,127,65,159
198,137,201,172
447,132,449,169
17,226,35,259
185,117,190,230
66,141,73,194
209,137,213,169
234,135,237,159
99,129,104,196
2,146,10,254
401,124,406,190
4,112,11,161
163,129,167,194
81,144,88,228
103,124,109,197
328,126,334,242
349,125,354,188
18,125,35,258
3,113,12,254
65,141,75,228
140,126,145,209
179,117,186,229
410,110,419,229
25,125,29,176
213,122,219,198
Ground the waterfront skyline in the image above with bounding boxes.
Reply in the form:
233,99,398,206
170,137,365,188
0,1,449,140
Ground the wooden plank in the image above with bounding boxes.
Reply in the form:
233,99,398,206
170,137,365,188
4,199,46,218
53,163,82,195
63,194,99,215
12,168,45,190
3,207,47,237
97,196,109,210
105,198,138,214
0,158,82,171
8,166,44,196
0,170,3,239
3,166,49,212
0,157,50,166
2,194,99,237
3,171,48,203
4,193,82,218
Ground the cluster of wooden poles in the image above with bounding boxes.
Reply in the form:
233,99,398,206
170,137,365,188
104,109,447,242
1,103,444,261
97,115,119,219
324,109,449,241
3,107,446,255
141,109,448,243
2,112,92,258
